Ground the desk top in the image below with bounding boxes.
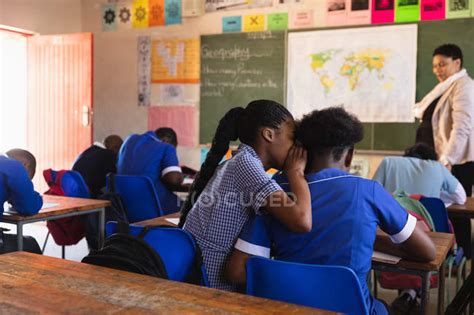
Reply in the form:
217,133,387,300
136,211,181,227
374,230,455,272
448,197,474,217
0,252,332,314
2,195,109,222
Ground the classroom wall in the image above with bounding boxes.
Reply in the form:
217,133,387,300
0,0,82,35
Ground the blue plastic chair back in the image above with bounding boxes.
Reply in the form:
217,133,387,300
61,171,90,198
246,257,368,314
106,174,163,223
106,221,209,286
419,197,451,233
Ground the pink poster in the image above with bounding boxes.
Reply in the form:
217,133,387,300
148,106,197,147
326,0,348,25
371,0,394,23
421,0,445,20
289,10,314,28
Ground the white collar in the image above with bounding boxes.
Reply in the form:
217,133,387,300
94,142,106,149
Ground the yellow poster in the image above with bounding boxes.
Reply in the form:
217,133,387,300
132,0,149,28
151,39,200,84
243,14,265,32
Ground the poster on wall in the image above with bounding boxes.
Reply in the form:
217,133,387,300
132,0,149,28
394,0,420,21
445,0,471,18
287,24,417,122
290,10,314,28
102,4,117,31
326,0,348,25
205,0,272,12
151,39,200,84
117,2,133,29
347,0,371,24
138,36,152,106
148,106,197,147
371,0,394,23
420,0,445,19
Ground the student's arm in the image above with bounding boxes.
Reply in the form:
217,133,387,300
160,145,184,191
440,165,466,205
6,160,43,215
264,146,312,233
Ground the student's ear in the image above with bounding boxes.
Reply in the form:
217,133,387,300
261,127,275,143
344,148,354,168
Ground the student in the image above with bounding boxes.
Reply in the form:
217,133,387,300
72,135,123,198
226,107,436,314
180,100,311,291
373,143,466,206
0,149,43,253
117,127,184,214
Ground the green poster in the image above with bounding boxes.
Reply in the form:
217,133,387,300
446,0,471,18
268,13,289,30
395,0,420,21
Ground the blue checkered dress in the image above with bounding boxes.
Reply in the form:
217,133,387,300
184,144,282,291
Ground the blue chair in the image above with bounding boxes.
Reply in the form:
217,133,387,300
106,174,164,223
106,221,209,286
246,257,368,314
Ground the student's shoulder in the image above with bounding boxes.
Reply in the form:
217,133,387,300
0,156,25,172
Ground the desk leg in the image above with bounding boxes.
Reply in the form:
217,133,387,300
438,263,446,314
420,271,431,315
98,208,105,249
17,223,23,251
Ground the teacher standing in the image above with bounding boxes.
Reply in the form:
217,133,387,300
413,43,474,257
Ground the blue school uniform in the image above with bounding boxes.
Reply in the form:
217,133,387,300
117,131,182,214
235,168,416,315
0,155,43,218
184,144,282,291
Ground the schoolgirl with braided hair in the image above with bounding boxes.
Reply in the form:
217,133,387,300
180,100,311,291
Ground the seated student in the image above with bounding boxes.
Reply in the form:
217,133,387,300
72,135,123,198
0,149,43,253
117,127,184,214
226,107,436,315
373,143,466,206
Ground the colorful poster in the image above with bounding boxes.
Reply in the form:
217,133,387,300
287,25,418,122
102,4,117,32
222,16,242,32
132,0,149,28
421,0,445,19
243,14,266,32
148,106,197,147
165,0,182,25
138,37,152,107
205,0,272,12
371,0,395,23
117,2,133,30
290,10,314,28
268,13,289,30
151,39,200,84
151,84,199,105
326,0,348,25
394,0,420,22
446,0,471,18
149,0,165,26
347,0,371,24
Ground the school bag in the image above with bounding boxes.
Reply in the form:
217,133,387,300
43,169,90,246
84,173,128,250
82,223,168,278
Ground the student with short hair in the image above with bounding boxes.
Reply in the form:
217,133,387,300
373,143,466,206
226,107,436,315
180,100,312,291
117,128,185,214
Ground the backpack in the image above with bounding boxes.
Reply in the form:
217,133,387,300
81,222,168,278
84,173,128,250
43,169,90,246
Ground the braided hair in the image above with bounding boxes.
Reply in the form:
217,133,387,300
178,100,292,227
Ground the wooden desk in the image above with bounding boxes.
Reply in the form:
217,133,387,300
0,252,333,314
373,231,455,315
2,195,109,251
136,211,181,227
448,197,474,216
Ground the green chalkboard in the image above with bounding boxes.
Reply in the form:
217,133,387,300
200,31,286,144
358,18,474,151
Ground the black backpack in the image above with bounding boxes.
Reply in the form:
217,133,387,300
84,173,129,250
81,223,168,278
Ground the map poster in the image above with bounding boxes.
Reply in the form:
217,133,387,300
151,39,200,84
287,24,417,122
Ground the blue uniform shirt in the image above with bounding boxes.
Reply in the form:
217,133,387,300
236,168,416,314
0,155,43,218
117,131,182,214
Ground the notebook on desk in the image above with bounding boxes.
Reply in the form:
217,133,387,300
372,251,401,264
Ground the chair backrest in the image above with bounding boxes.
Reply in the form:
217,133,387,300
246,257,368,314
107,174,163,222
419,197,451,233
106,222,209,286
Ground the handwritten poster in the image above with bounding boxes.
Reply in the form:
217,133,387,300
290,10,314,28
372,0,394,23
151,39,200,84
243,14,266,32
148,106,197,147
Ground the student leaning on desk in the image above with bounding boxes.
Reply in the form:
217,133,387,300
0,149,42,254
